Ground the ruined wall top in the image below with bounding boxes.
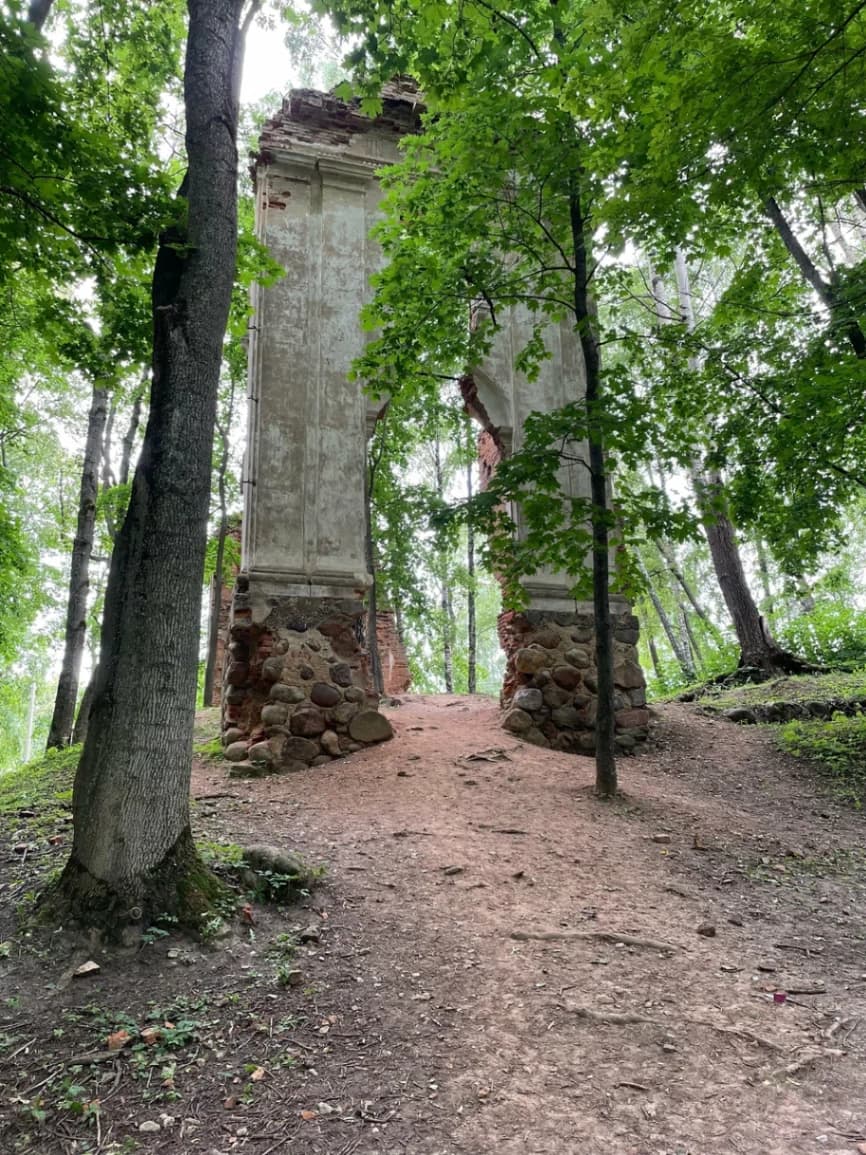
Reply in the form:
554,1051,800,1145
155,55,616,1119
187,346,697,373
255,78,423,172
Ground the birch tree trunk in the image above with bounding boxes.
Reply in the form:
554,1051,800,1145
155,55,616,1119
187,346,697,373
55,0,250,932
46,382,108,749
203,374,236,707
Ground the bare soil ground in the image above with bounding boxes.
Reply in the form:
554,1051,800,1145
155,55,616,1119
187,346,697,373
2,694,866,1155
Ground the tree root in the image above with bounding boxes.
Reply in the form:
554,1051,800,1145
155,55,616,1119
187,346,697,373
511,929,681,953
771,1047,845,1079
562,1003,784,1051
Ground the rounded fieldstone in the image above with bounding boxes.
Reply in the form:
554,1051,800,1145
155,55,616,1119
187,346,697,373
280,736,320,764
565,647,590,669
524,726,551,748
535,629,562,649
290,708,326,737
514,647,548,674
615,628,639,645
534,669,552,686
344,686,366,703
615,707,650,730
551,705,583,728
570,628,594,644
269,683,305,704
261,703,288,727
321,730,342,757
543,684,572,708
552,665,582,691
222,727,243,745
348,710,394,744
583,672,599,693
224,741,248,762
331,662,353,687
310,682,341,708
225,662,249,686
502,708,533,733
243,845,308,876
345,742,362,753
261,656,284,682
224,687,246,705
513,687,543,712
248,741,273,765
613,660,644,690
330,700,359,725
298,664,315,681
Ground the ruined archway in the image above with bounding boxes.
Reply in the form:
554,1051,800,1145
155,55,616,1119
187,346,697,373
220,84,647,776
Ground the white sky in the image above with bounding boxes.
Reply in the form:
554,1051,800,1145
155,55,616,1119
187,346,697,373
240,20,299,105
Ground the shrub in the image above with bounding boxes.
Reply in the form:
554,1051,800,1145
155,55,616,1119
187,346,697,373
778,710,866,807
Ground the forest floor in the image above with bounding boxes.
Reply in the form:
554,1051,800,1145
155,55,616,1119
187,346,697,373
2,694,866,1155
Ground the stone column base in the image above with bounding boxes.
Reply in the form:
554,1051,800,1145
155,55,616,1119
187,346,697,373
498,608,649,754
221,577,393,776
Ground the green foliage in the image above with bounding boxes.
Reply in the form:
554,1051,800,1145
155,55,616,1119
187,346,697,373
778,603,866,667
779,711,866,807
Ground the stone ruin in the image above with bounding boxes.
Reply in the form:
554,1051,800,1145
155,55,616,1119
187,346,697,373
220,82,648,776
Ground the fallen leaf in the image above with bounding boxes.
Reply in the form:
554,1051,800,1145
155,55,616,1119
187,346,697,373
223,1096,239,1110
241,904,256,925
299,1109,319,1121
73,960,100,978
250,1066,266,1082
140,1027,162,1046
106,1029,130,1051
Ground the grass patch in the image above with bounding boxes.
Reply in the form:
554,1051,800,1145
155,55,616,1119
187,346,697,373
0,745,79,836
697,670,866,711
778,710,866,807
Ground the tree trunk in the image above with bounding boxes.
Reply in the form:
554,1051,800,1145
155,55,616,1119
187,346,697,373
46,383,109,749
697,472,790,671
674,249,797,675
465,441,477,694
364,447,385,696
570,178,616,796
647,630,662,681
54,0,248,933
639,556,695,680
755,538,776,618
119,379,146,486
765,196,866,359
203,375,236,707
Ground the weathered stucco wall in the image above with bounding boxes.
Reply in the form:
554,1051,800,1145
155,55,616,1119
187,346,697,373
222,83,646,769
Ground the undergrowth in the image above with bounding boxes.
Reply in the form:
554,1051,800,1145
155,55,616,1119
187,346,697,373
778,710,866,807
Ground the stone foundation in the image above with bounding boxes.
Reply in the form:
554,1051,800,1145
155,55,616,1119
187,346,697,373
221,578,393,777
499,607,649,753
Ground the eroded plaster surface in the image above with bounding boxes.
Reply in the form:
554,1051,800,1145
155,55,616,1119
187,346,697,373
222,83,647,772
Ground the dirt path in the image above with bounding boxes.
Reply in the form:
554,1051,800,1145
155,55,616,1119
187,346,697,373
3,695,866,1154
189,695,866,1155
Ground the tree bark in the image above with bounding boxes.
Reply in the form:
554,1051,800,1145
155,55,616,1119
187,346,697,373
203,374,236,707
364,442,385,695
569,177,616,796
765,196,866,359
466,455,477,694
639,555,695,680
46,382,108,749
54,0,248,932
674,249,796,674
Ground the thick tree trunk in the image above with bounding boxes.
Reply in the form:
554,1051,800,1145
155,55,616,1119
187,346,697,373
570,179,616,796
46,383,109,749
54,0,247,932
696,472,790,671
